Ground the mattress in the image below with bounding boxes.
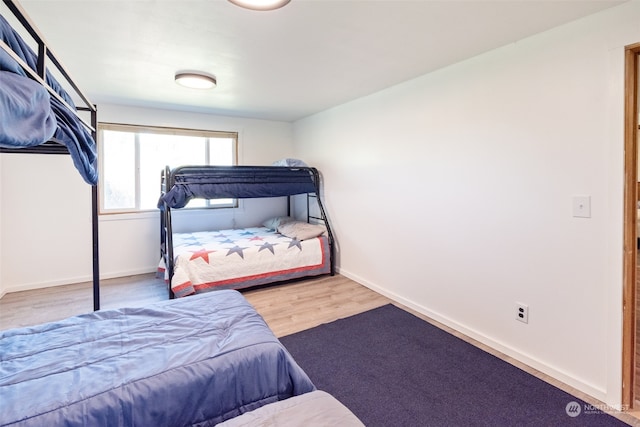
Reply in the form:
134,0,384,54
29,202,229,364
217,390,365,427
0,290,315,426
159,227,330,297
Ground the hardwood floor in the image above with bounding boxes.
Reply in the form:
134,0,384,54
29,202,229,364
0,274,390,333
0,274,169,330
1,273,637,425
242,274,391,337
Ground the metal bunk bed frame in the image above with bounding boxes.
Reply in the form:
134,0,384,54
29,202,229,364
159,165,335,298
0,0,100,310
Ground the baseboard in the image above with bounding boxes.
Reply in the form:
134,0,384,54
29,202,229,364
98,267,159,281
1,267,158,295
2,275,94,294
338,268,608,404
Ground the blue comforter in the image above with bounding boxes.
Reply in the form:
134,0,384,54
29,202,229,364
0,290,315,426
0,70,55,147
0,13,97,185
159,166,318,209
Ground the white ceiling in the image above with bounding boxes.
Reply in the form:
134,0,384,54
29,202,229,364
13,0,627,122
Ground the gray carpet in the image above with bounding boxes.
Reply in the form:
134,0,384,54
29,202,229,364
280,304,628,427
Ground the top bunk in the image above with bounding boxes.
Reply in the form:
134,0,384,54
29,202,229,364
0,0,100,310
159,165,322,209
0,0,97,185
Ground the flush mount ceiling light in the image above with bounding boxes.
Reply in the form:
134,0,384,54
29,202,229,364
228,0,290,11
175,71,217,89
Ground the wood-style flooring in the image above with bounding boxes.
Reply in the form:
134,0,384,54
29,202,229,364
0,274,390,335
0,274,169,330
0,273,637,425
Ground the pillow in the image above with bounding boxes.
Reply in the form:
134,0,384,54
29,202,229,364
277,221,326,241
262,216,294,230
272,158,308,167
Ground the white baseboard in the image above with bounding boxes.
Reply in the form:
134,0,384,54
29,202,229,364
1,267,158,296
338,267,607,403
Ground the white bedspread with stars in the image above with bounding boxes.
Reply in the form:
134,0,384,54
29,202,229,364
159,227,329,297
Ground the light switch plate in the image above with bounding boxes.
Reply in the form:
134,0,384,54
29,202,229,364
572,196,591,218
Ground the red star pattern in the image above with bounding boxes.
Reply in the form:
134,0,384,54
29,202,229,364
189,249,217,263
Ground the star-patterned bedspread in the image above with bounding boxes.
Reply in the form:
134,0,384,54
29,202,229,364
159,227,330,297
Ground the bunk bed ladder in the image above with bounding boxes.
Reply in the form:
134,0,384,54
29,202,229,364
307,168,335,276
160,166,175,298
88,106,100,310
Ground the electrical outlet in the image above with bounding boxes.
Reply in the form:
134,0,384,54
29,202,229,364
516,303,529,324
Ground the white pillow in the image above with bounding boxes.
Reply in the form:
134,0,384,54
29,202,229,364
272,158,308,167
277,221,326,240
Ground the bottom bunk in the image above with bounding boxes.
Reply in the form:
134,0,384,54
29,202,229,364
159,221,331,297
0,290,315,426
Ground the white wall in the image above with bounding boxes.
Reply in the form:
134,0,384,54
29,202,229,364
0,154,93,291
293,1,640,407
0,104,294,293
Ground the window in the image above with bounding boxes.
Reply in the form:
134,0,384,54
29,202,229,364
99,124,238,213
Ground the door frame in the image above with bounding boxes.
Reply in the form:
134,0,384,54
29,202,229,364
623,42,640,409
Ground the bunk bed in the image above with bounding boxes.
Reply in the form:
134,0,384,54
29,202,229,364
0,4,353,426
0,0,100,309
158,165,335,298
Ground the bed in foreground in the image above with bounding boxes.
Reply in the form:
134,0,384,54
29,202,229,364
0,290,315,426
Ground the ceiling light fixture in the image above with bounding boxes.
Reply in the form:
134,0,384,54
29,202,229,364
228,0,290,11
175,71,217,89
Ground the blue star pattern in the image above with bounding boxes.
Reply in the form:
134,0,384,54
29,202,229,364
172,227,312,262
226,245,248,259
164,226,329,294
288,238,302,251
258,241,277,254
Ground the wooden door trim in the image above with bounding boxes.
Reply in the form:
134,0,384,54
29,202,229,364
623,42,640,409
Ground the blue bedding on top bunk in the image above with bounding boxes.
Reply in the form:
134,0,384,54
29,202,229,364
160,166,318,209
0,290,315,426
0,70,55,147
0,13,97,185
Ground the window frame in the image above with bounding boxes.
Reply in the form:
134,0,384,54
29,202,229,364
98,123,238,215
